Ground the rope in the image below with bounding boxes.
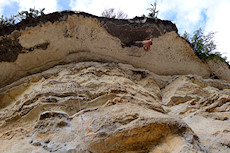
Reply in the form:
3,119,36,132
75,63,88,152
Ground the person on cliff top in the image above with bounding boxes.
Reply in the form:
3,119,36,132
125,39,152,51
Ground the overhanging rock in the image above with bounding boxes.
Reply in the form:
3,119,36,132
0,11,228,88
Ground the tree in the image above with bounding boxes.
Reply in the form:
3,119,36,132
181,31,189,41
101,8,128,19
182,28,227,62
147,2,159,18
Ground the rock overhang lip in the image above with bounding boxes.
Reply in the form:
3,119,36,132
0,10,229,90
0,10,178,37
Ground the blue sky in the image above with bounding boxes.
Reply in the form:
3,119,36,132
0,0,230,62
57,0,71,11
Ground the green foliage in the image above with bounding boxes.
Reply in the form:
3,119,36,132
0,8,45,28
182,28,227,62
147,2,159,18
0,15,16,27
181,31,189,41
15,8,45,20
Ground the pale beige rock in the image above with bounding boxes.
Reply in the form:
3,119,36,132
161,75,210,106
1,61,230,153
0,13,216,88
206,58,230,81
0,62,206,153
0,12,230,153
161,75,230,153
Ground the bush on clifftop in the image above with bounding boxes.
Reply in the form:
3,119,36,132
182,28,228,63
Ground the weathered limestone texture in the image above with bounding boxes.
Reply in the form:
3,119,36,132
0,62,229,153
0,11,230,153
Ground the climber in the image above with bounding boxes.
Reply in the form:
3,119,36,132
125,39,152,51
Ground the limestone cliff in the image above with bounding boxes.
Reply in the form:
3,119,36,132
0,11,230,153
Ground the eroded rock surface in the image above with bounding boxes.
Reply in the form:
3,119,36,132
1,11,229,89
0,11,230,153
0,62,229,153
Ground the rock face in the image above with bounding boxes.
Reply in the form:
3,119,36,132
1,11,229,89
0,11,230,153
0,62,230,153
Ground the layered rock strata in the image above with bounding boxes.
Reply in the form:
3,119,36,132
1,11,229,89
0,11,230,153
0,62,230,153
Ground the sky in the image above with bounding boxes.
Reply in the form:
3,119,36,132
0,0,230,62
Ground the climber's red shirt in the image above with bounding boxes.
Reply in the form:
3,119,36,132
141,39,152,51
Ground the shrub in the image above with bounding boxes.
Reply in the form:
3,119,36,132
101,8,128,19
0,8,45,28
15,8,45,20
0,15,16,27
182,28,227,63
147,2,159,18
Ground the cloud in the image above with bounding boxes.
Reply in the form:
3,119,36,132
15,0,58,14
157,0,230,62
0,0,12,15
157,0,210,33
0,0,58,16
204,0,230,61
69,0,152,18
2,1,19,17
